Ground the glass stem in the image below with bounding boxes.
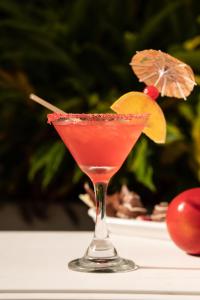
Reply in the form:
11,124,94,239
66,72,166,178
94,182,109,240
84,182,118,260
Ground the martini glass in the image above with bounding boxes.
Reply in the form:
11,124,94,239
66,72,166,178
48,113,149,273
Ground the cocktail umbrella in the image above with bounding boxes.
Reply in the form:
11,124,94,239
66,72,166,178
130,49,196,100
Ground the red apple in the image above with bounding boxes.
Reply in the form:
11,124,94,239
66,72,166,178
166,188,200,255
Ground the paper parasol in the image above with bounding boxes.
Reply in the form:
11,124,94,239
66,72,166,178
130,49,196,100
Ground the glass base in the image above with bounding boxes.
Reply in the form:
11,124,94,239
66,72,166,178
68,256,138,273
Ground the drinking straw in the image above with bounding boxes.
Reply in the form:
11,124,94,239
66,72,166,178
30,93,65,113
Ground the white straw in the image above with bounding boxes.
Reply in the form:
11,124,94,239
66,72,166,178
29,93,65,113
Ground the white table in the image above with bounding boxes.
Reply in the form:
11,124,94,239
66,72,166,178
0,231,200,299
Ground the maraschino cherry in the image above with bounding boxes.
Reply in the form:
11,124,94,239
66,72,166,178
143,85,159,101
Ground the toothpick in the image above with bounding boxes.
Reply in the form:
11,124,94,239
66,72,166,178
30,93,65,113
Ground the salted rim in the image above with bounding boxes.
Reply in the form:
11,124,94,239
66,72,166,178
47,113,149,124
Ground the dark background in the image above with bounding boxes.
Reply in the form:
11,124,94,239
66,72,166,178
0,0,200,230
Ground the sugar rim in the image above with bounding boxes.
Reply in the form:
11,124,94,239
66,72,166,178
47,113,149,124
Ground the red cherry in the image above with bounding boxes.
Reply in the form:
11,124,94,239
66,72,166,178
143,85,159,100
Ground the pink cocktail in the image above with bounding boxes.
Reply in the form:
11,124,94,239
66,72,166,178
48,113,148,272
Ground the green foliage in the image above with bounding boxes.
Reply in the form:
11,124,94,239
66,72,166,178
0,0,200,202
127,138,156,191
28,141,65,188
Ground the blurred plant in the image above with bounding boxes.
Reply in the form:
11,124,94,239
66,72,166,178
0,0,199,206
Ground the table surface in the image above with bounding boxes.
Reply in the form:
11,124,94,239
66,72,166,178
0,231,200,300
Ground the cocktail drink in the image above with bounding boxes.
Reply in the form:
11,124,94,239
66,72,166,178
48,112,149,272
30,49,195,272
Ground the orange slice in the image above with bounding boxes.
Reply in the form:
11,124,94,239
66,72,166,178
111,92,166,143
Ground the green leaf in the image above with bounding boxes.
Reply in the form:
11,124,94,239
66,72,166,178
166,122,184,143
138,0,182,47
73,168,83,184
160,141,188,164
170,50,200,71
191,107,200,181
127,139,156,191
183,35,200,50
28,141,65,188
124,31,138,53
178,103,194,123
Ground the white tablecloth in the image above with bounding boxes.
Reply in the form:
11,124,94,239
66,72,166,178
0,231,200,299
